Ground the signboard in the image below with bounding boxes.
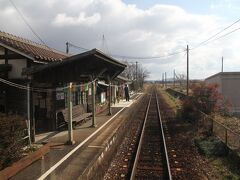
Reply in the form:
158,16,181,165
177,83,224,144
56,88,65,100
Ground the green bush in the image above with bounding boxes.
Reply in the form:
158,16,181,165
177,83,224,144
195,136,229,157
0,113,27,170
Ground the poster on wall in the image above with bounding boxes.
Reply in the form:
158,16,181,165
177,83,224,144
56,88,65,100
101,92,106,103
88,87,92,95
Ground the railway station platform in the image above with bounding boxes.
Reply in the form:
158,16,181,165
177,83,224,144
12,94,142,180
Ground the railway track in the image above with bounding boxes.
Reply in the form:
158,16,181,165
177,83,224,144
104,88,173,180
130,90,172,179
105,86,211,179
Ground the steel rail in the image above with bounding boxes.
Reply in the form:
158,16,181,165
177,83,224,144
130,93,152,180
156,92,172,180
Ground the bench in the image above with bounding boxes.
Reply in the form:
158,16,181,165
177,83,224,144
56,105,92,129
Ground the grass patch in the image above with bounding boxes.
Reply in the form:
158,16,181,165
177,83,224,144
210,156,240,180
158,87,181,111
195,136,228,157
195,136,240,179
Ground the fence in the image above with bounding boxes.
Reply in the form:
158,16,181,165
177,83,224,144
166,88,186,100
200,112,240,150
167,88,240,151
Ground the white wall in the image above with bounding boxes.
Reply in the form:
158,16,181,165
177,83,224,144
8,59,27,79
205,75,222,93
0,47,27,79
206,73,240,114
222,76,240,113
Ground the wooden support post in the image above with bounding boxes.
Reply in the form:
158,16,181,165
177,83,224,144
91,81,96,127
67,82,75,145
27,83,31,146
108,80,112,116
32,100,35,143
29,83,35,143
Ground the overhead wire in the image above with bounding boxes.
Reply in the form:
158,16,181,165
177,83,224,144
68,17,240,60
111,49,186,60
68,42,89,52
8,0,49,48
68,41,187,60
191,17,240,50
211,26,240,42
8,0,240,60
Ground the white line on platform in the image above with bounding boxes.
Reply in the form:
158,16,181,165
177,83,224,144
88,145,104,148
38,93,142,180
38,107,126,180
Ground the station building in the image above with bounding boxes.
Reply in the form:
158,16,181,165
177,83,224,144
205,72,240,115
0,31,126,140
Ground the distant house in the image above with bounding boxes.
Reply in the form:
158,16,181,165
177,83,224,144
0,31,126,140
205,72,240,114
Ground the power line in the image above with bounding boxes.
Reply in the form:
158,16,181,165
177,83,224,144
68,41,186,60
67,18,240,59
111,49,186,60
9,0,48,47
214,26,240,41
191,17,240,50
68,42,89,52
190,26,240,51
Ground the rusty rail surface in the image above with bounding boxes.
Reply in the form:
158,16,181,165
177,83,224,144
130,90,172,180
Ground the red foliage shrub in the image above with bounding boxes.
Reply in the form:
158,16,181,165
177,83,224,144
180,82,231,122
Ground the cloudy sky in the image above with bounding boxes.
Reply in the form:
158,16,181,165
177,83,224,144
0,0,240,80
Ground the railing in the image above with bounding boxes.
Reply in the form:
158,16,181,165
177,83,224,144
167,88,240,151
200,112,240,150
166,88,186,99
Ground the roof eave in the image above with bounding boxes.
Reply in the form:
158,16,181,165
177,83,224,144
0,42,35,61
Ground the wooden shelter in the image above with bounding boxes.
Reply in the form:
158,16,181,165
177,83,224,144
0,31,126,143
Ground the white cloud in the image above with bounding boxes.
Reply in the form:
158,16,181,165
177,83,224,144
0,0,239,80
53,12,101,26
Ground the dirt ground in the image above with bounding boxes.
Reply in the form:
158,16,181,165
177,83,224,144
160,88,221,180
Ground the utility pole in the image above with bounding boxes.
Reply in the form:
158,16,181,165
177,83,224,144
162,73,164,87
173,69,175,88
136,61,138,90
136,61,138,80
187,45,189,96
221,56,223,72
66,42,69,54
165,72,167,88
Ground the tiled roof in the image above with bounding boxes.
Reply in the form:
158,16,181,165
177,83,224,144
0,31,68,62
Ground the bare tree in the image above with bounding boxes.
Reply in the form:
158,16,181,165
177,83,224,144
120,60,150,90
175,73,186,91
